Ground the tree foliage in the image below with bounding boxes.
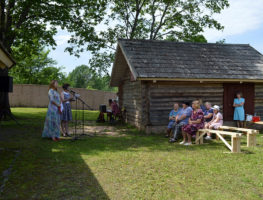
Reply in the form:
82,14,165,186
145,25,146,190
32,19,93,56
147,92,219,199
0,0,107,53
0,0,107,114
9,40,67,85
68,65,116,92
89,0,229,73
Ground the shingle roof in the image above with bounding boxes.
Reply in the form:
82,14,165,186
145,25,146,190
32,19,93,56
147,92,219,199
110,39,263,86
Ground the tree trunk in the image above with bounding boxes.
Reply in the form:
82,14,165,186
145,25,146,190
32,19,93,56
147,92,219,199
0,67,11,120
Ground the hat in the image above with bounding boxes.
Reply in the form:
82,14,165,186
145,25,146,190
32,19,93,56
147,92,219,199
213,105,220,111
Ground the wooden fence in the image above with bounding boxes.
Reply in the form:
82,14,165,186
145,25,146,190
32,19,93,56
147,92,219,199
9,84,116,110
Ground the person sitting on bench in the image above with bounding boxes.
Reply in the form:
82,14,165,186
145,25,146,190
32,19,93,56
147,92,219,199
204,105,223,140
203,102,213,123
107,99,120,122
181,100,204,146
166,103,181,138
169,101,192,143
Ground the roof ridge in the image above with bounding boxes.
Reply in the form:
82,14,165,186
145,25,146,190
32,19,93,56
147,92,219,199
117,38,250,47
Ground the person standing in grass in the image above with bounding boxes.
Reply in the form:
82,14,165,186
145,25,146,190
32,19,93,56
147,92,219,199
233,92,245,128
60,83,73,137
42,80,62,141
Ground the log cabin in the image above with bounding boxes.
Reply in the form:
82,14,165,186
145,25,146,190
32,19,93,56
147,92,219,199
110,39,263,133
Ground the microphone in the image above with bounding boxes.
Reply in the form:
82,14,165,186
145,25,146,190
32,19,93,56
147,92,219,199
70,90,80,98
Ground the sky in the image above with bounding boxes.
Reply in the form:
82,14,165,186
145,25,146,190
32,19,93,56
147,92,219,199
48,0,263,74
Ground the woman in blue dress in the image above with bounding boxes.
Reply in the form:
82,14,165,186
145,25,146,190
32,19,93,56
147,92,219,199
42,80,62,141
233,92,245,128
60,83,73,137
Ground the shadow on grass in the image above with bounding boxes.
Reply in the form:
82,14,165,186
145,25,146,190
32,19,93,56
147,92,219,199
1,120,111,199
0,137,111,199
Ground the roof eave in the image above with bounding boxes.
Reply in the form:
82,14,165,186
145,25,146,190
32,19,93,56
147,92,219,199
118,40,138,80
110,40,139,87
137,77,263,83
0,42,16,69
110,45,120,87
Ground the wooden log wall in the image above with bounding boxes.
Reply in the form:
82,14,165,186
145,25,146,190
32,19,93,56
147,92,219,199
143,81,224,126
120,79,262,132
119,75,143,128
255,84,263,118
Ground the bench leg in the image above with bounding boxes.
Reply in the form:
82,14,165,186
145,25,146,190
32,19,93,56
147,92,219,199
200,133,203,144
247,134,252,147
195,131,204,145
247,133,257,147
232,136,241,153
251,134,256,147
253,134,257,146
196,132,200,145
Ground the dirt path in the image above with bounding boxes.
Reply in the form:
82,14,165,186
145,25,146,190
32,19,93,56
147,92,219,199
69,125,127,137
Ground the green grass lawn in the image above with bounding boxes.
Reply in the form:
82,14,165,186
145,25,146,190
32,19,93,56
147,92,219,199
1,108,263,199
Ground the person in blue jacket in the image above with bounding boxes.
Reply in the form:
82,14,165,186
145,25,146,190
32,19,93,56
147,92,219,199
233,92,245,128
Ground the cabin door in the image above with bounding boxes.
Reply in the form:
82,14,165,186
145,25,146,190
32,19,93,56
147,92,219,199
223,83,255,121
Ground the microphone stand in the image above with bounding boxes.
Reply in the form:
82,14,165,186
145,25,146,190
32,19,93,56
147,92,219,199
70,90,93,140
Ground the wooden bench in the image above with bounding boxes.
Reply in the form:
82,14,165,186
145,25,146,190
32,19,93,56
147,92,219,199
196,129,242,153
218,126,259,147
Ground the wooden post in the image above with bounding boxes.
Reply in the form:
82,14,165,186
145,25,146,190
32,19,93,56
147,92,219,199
253,130,257,146
216,135,219,141
247,131,257,147
231,136,241,153
247,132,252,147
247,133,251,147
196,131,200,144
200,132,203,144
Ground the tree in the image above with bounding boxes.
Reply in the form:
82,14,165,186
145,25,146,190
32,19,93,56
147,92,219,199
86,74,117,92
10,40,67,85
0,0,107,52
68,65,95,88
89,0,229,73
38,67,67,85
0,0,107,117
68,65,117,92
